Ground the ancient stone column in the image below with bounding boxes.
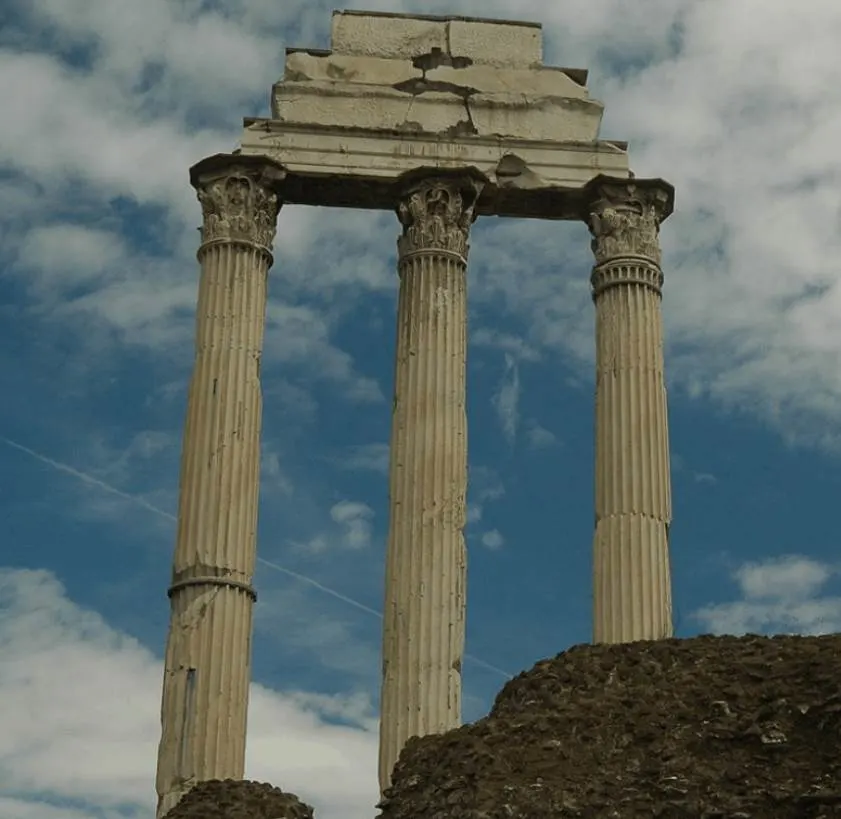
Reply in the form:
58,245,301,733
155,153,285,818
584,177,675,645
379,169,485,794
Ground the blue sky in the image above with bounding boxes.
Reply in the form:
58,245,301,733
3,0,841,817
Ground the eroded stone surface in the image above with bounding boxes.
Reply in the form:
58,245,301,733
161,779,314,819
587,179,675,644
379,635,841,818
330,10,543,67
273,17,602,143
239,120,630,215
240,10,629,215
378,170,484,794
155,155,284,819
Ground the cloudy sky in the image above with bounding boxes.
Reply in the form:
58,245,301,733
3,0,841,816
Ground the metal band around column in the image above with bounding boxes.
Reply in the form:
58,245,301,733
167,576,258,602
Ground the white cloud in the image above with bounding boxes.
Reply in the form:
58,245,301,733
472,329,540,362
291,500,375,555
693,555,841,635
0,50,218,222
693,472,717,486
466,466,505,530
492,353,521,444
333,443,390,475
480,529,505,551
525,421,557,450
15,224,127,296
0,800,110,819
261,449,295,496
591,2,841,442
0,567,378,819
735,556,832,602
6,0,841,447
0,7,387,405
253,582,381,680
330,501,375,550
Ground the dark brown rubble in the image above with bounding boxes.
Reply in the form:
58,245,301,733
378,634,841,818
162,779,314,819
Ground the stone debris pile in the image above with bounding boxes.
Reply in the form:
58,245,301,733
378,634,841,818
162,779,314,819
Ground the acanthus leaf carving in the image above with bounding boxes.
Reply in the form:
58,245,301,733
587,183,670,267
396,177,484,260
194,165,284,251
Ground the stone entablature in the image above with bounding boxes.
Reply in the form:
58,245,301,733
238,10,630,218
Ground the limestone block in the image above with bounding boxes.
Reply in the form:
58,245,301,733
330,10,543,67
283,50,589,100
331,12,448,60
272,82,603,142
284,50,419,88
448,18,542,67
239,119,632,212
272,83,470,135
426,63,588,99
469,93,603,142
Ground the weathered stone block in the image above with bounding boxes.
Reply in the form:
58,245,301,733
331,11,448,60
426,63,588,99
283,52,586,99
239,118,631,215
272,83,603,142
284,50,419,87
272,83,470,135
448,18,542,67
330,10,542,67
469,93,603,141
240,9,633,215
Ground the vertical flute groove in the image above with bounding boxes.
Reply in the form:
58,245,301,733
155,156,284,819
586,179,674,645
379,173,483,795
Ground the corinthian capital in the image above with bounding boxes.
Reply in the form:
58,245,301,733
190,154,287,252
583,177,674,267
395,169,486,261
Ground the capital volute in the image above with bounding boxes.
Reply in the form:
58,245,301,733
394,167,487,261
582,176,674,267
190,153,287,253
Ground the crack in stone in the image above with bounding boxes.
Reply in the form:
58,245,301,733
411,46,472,72
393,77,478,97
393,71,479,136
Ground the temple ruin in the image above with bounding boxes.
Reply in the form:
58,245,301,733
155,10,675,816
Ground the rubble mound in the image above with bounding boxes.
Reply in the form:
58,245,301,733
163,779,314,819
379,634,841,819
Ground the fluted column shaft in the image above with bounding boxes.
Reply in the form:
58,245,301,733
379,170,485,794
585,178,675,645
155,155,285,818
